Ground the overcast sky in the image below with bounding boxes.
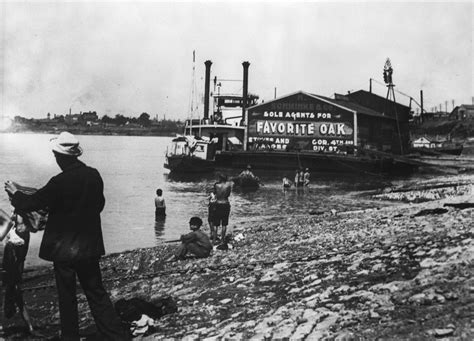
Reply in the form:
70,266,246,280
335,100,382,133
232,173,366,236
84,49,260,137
1,1,472,120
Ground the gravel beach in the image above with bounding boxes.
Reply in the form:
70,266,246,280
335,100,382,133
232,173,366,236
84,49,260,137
1,174,473,340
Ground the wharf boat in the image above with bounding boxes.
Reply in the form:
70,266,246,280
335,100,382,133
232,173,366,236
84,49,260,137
216,149,419,174
166,58,421,175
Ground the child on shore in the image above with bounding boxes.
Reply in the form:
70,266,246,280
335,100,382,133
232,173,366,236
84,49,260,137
208,192,218,244
0,209,34,334
1,183,47,335
167,217,212,261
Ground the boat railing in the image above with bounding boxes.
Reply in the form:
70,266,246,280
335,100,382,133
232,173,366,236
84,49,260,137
184,118,243,130
185,118,210,127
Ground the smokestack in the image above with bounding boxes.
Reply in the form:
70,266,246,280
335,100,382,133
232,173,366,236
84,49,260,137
242,61,250,120
204,60,212,120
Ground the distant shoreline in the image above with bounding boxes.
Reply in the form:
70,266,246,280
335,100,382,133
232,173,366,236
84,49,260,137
0,129,179,137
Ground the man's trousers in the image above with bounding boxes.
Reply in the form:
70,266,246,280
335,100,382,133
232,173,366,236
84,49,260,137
53,259,130,341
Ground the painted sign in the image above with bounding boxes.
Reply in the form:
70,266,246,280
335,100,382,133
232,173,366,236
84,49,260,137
247,93,355,153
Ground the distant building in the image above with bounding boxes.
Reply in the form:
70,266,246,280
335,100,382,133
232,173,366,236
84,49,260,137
412,137,430,148
64,114,81,124
81,111,99,122
432,111,449,120
412,136,446,149
449,104,474,120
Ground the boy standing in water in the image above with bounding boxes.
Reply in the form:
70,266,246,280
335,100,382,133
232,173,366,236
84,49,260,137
282,175,292,190
154,188,166,221
303,168,311,187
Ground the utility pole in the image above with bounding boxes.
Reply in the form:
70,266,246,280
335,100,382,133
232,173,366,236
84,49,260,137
274,87,277,99
420,90,424,122
369,78,372,93
445,101,447,113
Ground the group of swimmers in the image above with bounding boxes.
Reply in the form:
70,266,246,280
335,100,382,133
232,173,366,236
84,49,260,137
154,172,233,261
155,166,311,262
283,168,310,189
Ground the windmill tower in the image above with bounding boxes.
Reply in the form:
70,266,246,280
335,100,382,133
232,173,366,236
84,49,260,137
383,58,404,154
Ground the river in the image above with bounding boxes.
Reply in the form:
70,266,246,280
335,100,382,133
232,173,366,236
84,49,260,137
0,133,421,267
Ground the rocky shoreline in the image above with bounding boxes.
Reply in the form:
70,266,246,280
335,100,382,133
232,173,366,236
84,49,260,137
1,175,473,340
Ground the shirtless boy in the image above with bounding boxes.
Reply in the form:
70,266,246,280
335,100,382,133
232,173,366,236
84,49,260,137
213,173,233,241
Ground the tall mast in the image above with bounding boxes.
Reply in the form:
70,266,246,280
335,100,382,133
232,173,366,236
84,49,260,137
188,50,197,134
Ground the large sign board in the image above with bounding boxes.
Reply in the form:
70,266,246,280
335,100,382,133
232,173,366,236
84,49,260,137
247,93,355,153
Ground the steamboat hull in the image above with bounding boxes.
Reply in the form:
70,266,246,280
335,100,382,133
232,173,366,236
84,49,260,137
215,151,417,174
164,155,215,173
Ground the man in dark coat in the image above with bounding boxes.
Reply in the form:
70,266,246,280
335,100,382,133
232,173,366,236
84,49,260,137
5,132,130,341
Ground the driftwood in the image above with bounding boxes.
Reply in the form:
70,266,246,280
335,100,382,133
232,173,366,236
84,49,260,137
386,179,473,194
443,202,474,210
164,239,181,243
412,208,449,217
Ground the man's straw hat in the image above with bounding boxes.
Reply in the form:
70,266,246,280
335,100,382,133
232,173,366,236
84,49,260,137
50,132,83,156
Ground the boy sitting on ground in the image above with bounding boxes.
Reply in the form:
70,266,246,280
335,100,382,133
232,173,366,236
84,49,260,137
168,217,212,261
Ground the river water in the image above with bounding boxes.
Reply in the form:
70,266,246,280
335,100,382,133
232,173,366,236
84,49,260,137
1,133,422,267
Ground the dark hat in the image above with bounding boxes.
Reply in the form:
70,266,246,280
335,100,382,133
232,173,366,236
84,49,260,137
189,216,203,227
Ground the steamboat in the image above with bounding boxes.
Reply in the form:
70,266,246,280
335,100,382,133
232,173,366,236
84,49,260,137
165,58,421,175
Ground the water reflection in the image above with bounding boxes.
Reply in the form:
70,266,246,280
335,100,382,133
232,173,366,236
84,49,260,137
162,169,418,242
154,216,166,240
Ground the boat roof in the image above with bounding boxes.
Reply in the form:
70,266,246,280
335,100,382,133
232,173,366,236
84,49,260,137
186,124,245,131
317,94,397,120
247,90,356,113
171,135,210,142
248,90,397,120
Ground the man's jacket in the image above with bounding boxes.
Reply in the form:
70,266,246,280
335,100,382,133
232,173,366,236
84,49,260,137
11,160,106,262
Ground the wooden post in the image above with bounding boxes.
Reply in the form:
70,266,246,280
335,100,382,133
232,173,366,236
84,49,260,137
420,90,423,122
